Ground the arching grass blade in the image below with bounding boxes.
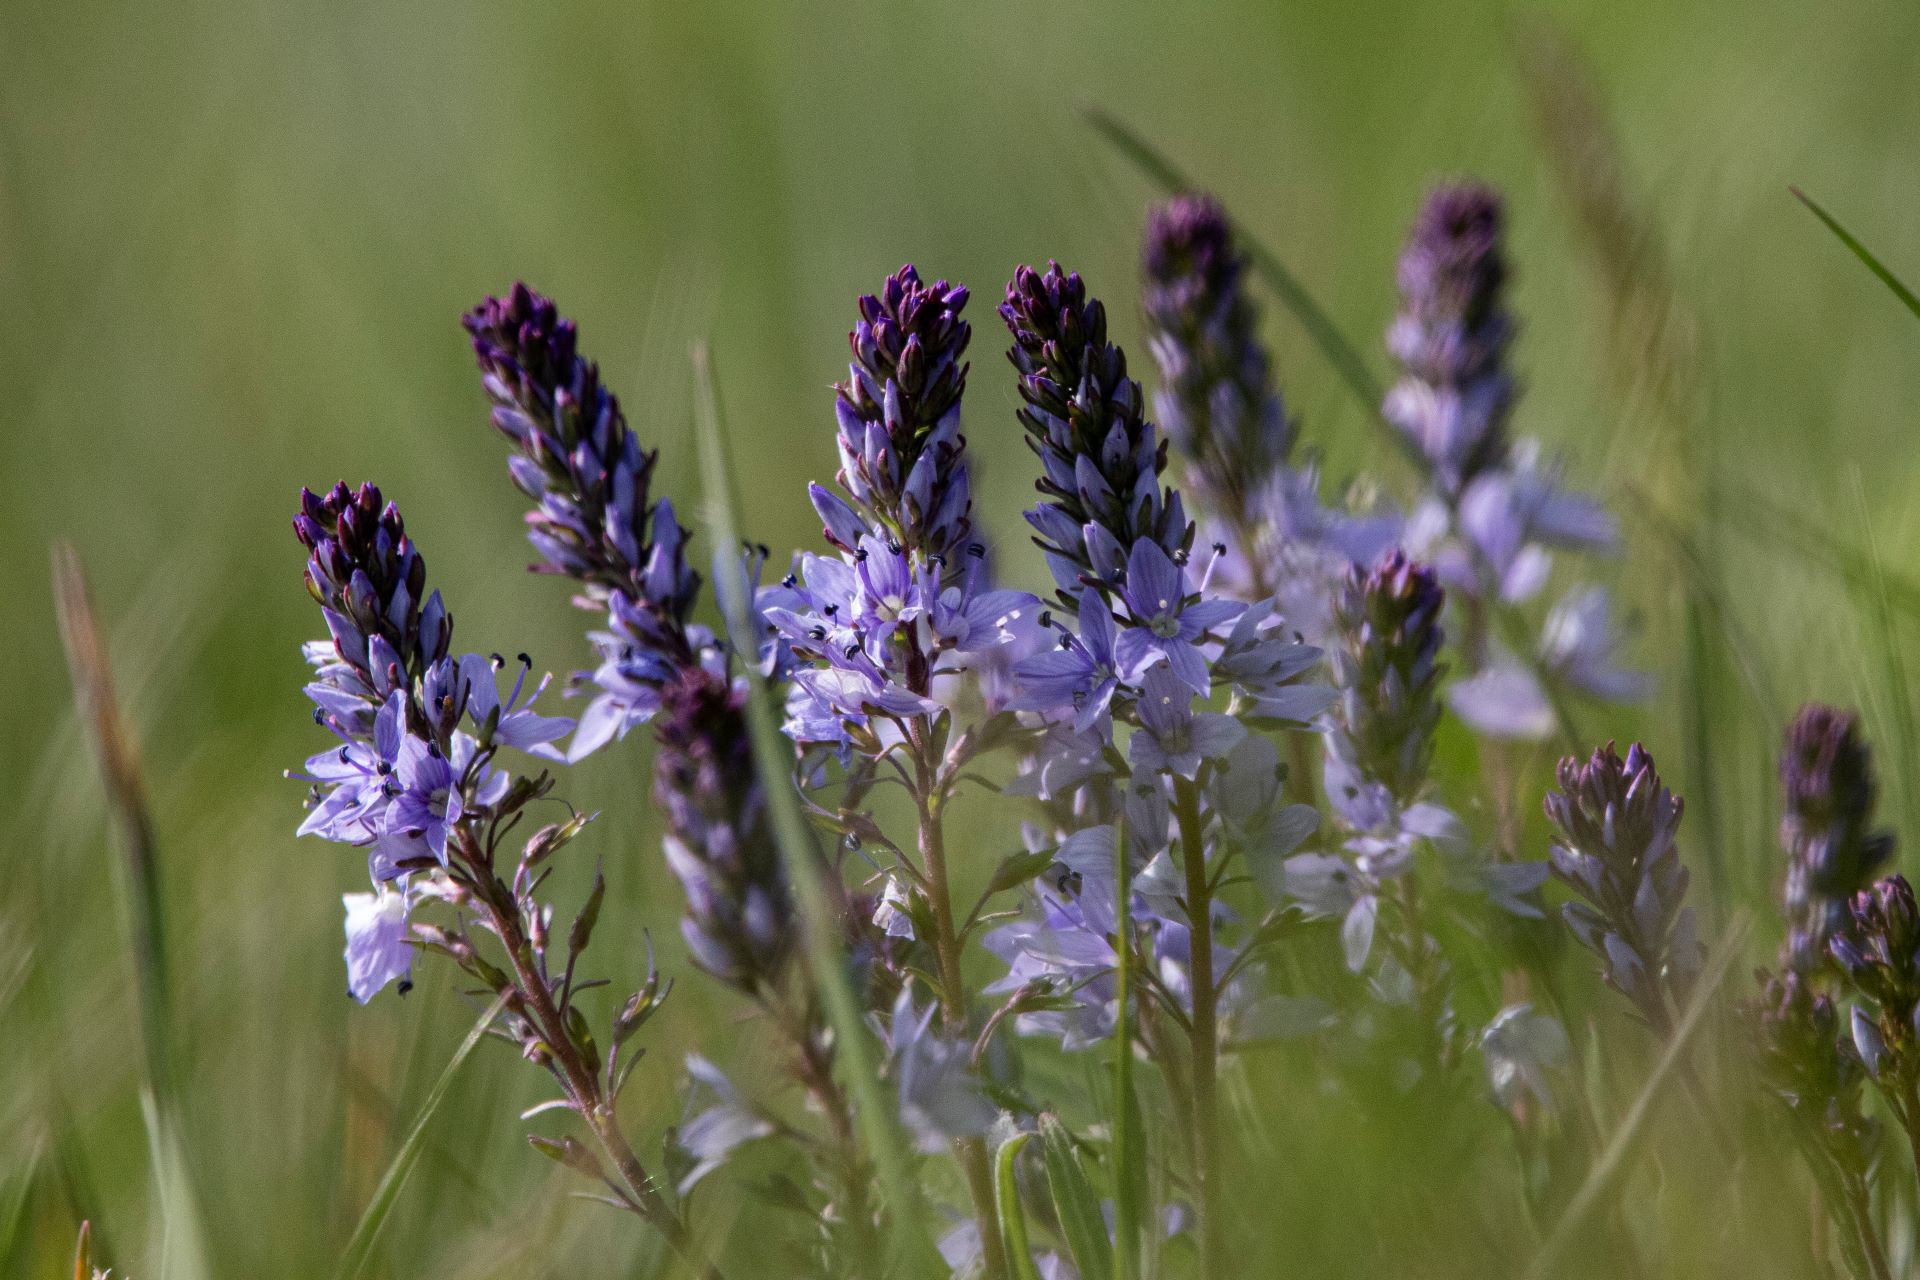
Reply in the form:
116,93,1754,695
1792,187,1920,322
333,993,507,1280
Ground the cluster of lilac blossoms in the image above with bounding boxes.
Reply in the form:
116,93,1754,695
1384,183,1645,740
290,482,572,1000
773,266,1044,754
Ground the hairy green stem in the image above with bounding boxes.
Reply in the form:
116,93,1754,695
1172,777,1221,1272
464,845,708,1274
910,720,1010,1280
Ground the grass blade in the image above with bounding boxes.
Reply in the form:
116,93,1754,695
333,992,508,1280
1792,187,1920,322
52,544,172,1096
1522,912,1750,1280
1079,104,1415,469
52,543,211,1280
689,341,939,1275
1039,1114,1112,1280
994,1133,1042,1280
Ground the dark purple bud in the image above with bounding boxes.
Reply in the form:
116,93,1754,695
1544,741,1698,1032
293,482,450,736
1383,182,1515,496
465,284,700,648
1781,703,1894,970
832,266,975,570
1141,193,1293,525
1001,261,1193,608
1328,550,1445,802
652,666,790,993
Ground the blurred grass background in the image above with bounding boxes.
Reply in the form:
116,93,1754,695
5,0,1920,1274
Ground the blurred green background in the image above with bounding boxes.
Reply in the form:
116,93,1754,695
6,0,1920,1274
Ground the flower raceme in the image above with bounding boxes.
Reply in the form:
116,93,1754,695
1545,741,1700,1032
817,264,975,571
466,283,712,760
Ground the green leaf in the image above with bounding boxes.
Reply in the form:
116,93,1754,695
995,1132,1044,1280
987,847,1057,896
1040,1114,1113,1280
333,992,508,1280
1792,186,1920,322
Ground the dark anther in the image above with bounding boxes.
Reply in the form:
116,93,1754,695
968,543,986,558
824,604,838,616
844,642,861,659
1212,542,1227,556
517,653,532,668
808,627,827,641
886,539,903,556
855,547,869,561
313,707,326,725
1038,610,1054,629
490,652,506,668
782,573,797,589
756,542,770,558
1173,549,1189,566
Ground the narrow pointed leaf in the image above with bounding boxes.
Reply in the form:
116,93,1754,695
996,1133,1044,1280
1792,186,1920,322
333,993,508,1280
1040,1114,1113,1280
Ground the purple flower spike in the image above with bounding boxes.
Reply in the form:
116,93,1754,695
1001,261,1192,606
1328,550,1445,803
1830,875,1920,1085
465,284,701,673
1384,183,1515,496
1544,742,1699,1032
294,482,452,739
831,266,975,570
1781,704,1895,971
1142,193,1293,520
653,666,790,993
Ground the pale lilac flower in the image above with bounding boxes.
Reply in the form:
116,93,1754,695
674,1054,776,1193
1129,667,1245,779
1540,586,1647,702
882,989,997,1152
874,875,916,941
1012,594,1124,732
343,883,413,1003
387,733,508,865
1481,1003,1570,1115
1114,538,1243,693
